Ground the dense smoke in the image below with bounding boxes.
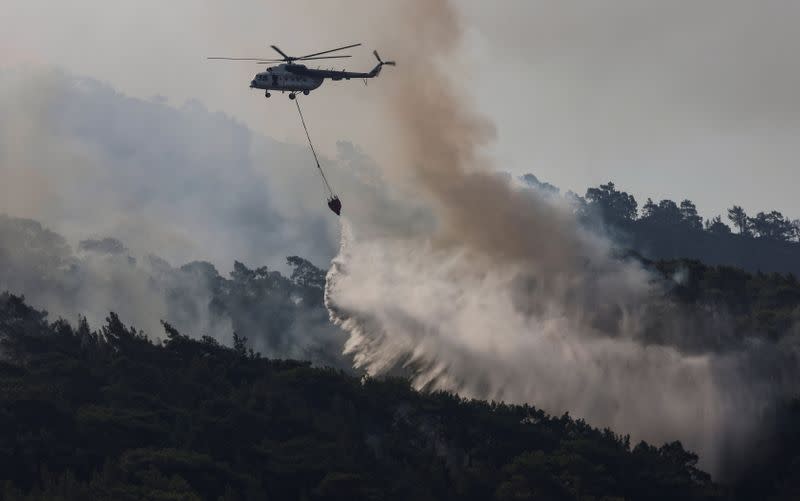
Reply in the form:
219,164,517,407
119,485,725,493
324,0,800,475
0,67,343,268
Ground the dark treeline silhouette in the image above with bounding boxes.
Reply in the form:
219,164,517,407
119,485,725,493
0,293,722,500
580,182,800,274
521,176,800,275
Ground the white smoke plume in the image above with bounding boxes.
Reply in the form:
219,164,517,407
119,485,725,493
324,0,799,474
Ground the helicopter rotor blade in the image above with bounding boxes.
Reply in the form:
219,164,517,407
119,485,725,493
208,57,279,61
270,45,291,59
295,55,352,61
297,43,361,59
254,55,351,65
215,44,361,63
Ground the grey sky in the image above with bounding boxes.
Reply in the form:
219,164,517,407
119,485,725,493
3,1,800,221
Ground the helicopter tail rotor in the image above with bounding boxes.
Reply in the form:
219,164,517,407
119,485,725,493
373,50,396,66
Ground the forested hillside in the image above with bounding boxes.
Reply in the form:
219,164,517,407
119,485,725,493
2,213,800,499
0,293,722,500
2,258,800,500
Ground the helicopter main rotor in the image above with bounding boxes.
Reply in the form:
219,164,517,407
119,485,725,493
208,43,362,65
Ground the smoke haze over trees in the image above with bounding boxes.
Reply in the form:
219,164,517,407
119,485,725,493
0,214,348,369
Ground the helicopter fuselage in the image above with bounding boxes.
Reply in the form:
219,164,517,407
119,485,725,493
250,64,324,93
249,62,384,96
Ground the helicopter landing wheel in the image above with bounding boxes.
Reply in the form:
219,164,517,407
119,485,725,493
265,91,271,98
289,93,296,100
303,90,310,96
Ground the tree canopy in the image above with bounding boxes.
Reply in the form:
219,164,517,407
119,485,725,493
585,182,639,223
562,180,800,275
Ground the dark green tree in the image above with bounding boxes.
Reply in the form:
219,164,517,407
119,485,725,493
641,199,682,226
704,216,732,235
287,256,326,290
585,182,638,223
748,211,794,242
642,198,658,219
727,205,750,235
680,200,703,230
564,191,589,219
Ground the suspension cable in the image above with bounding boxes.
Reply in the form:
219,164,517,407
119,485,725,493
295,98,335,198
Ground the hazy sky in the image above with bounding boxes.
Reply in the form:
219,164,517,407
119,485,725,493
3,1,800,220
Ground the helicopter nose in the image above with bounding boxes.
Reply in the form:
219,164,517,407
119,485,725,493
250,80,256,88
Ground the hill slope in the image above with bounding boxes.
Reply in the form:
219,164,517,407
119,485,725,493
0,293,720,501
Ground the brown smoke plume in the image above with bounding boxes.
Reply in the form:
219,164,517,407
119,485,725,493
372,1,585,272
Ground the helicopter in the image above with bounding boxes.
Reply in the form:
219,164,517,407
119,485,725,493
208,43,395,99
